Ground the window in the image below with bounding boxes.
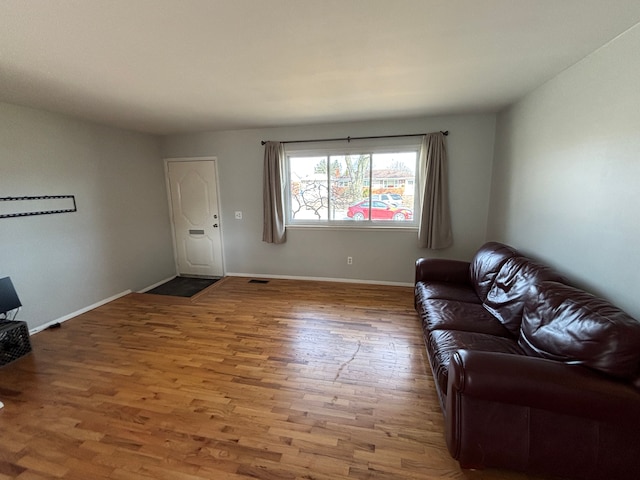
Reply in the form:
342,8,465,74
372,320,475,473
286,142,419,227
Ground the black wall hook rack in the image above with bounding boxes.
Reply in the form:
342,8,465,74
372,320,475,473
0,195,77,219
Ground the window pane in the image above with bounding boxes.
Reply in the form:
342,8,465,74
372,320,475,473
286,145,419,227
370,152,417,222
289,156,328,221
329,154,370,220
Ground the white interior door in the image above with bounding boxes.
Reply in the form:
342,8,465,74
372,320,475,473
167,160,223,277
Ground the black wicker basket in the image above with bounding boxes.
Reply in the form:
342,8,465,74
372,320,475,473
0,320,32,366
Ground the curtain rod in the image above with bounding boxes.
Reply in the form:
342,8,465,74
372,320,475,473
260,130,448,146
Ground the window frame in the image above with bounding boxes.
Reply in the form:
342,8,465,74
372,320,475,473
285,139,421,229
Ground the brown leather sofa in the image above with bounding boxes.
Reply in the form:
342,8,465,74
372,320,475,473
415,241,640,480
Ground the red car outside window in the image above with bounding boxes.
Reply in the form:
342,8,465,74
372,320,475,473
346,200,413,221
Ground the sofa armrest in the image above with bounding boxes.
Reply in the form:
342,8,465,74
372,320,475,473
448,350,640,423
415,258,471,285
445,350,640,474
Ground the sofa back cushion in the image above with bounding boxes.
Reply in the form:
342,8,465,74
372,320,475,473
470,242,519,302
483,256,565,336
520,281,640,379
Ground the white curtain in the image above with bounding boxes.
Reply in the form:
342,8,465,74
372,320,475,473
418,132,453,249
262,141,287,244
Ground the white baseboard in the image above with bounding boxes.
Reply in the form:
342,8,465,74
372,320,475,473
29,289,132,335
137,275,177,293
224,272,413,287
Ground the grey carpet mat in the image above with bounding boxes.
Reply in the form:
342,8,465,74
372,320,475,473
147,276,220,297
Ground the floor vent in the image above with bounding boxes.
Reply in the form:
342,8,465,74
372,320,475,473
248,279,269,284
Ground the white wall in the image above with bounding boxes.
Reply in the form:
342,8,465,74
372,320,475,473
161,114,496,284
488,24,640,319
0,102,176,330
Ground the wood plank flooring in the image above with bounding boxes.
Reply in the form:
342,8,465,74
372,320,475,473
0,277,548,480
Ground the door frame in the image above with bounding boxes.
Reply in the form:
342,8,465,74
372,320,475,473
163,156,226,277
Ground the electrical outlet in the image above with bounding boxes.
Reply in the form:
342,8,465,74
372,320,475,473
347,256,353,265
234,211,243,220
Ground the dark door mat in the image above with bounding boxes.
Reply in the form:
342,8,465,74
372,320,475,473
147,276,220,297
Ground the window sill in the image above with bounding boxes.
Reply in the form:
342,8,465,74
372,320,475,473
286,223,418,232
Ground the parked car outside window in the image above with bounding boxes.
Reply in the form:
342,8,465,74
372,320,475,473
371,193,403,206
346,200,413,221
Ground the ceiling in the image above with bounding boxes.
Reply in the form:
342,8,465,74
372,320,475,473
2,1,640,135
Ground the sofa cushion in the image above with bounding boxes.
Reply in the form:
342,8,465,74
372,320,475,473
415,281,481,304
421,299,513,337
483,256,565,336
520,281,640,379
427,329,524,398
470,242,519,302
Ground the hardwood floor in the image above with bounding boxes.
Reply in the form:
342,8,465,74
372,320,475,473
0,277,547,480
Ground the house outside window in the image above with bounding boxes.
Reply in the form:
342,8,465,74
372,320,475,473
286,141,420,228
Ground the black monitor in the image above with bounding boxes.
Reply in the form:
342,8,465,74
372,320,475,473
0,277,22,316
